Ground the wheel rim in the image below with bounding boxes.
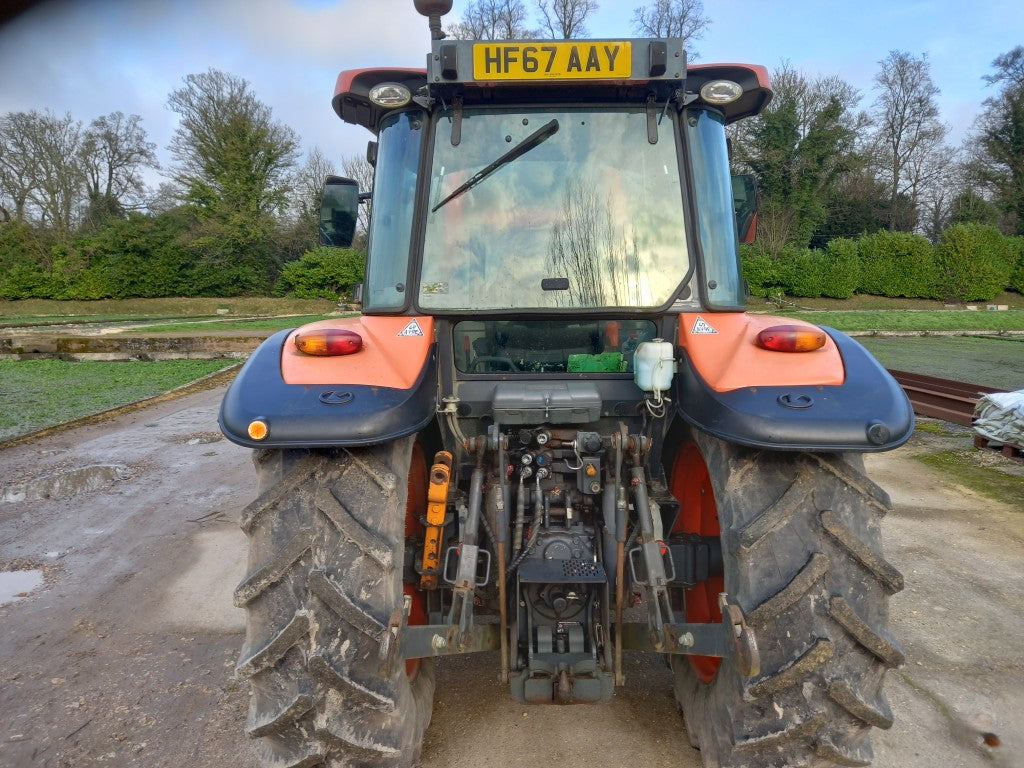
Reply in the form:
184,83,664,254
403,441,428,679
669,441,723,683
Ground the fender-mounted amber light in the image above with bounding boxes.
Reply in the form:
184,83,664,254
294,329,363,356
755,325,827,352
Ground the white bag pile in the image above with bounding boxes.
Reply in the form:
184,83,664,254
974,390,1024,447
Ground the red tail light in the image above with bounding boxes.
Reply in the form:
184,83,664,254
755,325,827,352
294,329,363,356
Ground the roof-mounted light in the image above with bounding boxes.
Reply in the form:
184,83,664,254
294,329,363,356
756,325,828,353
369,82,412,108
700,79,743,105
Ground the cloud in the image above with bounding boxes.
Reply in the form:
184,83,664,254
0,0,435,186
3,0,1023,192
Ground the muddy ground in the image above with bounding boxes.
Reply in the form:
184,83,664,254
0,386,1021,768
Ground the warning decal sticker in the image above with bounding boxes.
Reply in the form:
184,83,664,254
691,316,718,335
397,319,425,337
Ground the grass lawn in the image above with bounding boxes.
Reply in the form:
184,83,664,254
4,296,1024,334
0,297,339,325
0,313,195,328
858,336,1024,391
778,309,1024,332
748,290,1024,312
0,359,234,441
133,314,340,333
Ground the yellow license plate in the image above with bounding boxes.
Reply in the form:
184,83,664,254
473,41,632,80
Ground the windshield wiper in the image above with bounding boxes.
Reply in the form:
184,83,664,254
431,118,559,213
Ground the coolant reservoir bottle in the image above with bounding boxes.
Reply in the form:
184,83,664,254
633,339,676,393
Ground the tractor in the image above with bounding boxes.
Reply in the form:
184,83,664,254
219,2,913,766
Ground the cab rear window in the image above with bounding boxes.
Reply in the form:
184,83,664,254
453,319,658,374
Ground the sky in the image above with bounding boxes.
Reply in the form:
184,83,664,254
1,0,1022,195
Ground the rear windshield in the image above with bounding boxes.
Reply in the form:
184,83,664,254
420,106,688,311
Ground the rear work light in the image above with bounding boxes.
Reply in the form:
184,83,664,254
700,79,743,105
294,329,363,356
369,82,412,107
755,325,827,352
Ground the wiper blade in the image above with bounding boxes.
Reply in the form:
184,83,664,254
431,118,559,213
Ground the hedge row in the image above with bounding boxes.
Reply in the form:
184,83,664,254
4,217,1020,303
0,217,364,300
274,246,365,300
743,224,1024,302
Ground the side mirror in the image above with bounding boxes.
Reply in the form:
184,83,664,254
732,173,758,244
320,176,359,248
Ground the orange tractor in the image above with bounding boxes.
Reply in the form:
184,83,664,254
220,2,912,765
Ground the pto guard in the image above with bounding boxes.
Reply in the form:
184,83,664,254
674,313,913,451
219,316,437,449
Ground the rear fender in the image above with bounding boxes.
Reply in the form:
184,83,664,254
674,313,913,451
219,317,437,448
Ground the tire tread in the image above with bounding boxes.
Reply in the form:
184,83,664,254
746,551,829,625
237,443,434,768
820,510,904,594
669,433,902,768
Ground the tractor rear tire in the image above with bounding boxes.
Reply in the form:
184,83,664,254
668,427,904,768
235,437,435,768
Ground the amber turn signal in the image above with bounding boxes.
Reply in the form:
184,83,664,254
248,420,269,440
755,325,827,352
294,329,363,356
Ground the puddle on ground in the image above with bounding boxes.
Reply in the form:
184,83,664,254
0,464,129,503
0,569,44,604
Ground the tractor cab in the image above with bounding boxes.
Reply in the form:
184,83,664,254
324,40,770,319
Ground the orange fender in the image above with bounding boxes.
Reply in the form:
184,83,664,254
677,312,844,393
282,316,434,388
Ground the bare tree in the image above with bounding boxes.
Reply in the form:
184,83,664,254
287,146,338,247
447,0,536,39
536,0,598,38
292,147,337,222
547,177,642,306
869,51,948,230
146,181,184,215
1,109,157,232
631,0,710,57
80,112,158,219
0,110,86,234
342,152,374,238
33,112,86,235
0,112,38,222
917,152,967,241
